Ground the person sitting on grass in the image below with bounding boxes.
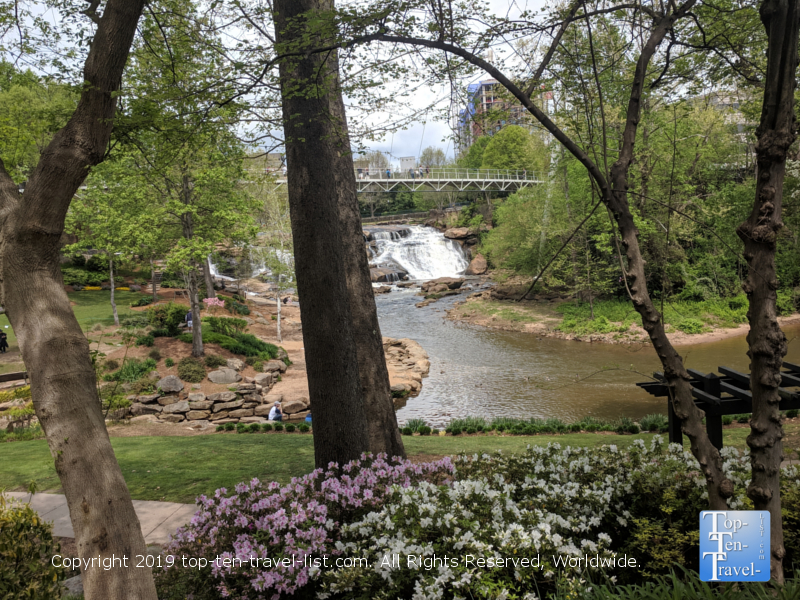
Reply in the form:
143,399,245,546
268,402,283,422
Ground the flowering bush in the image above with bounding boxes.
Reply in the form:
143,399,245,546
155,440,800,600
155,454,454,600
204,297,226,315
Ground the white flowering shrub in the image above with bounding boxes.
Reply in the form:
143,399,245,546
155,439,800,600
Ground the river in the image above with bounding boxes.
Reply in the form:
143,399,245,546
370,226,800,427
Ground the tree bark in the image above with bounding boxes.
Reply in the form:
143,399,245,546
0,1,156,598
737,0,800,582
150,258,158,303
188,266,204,358
274,0,370,468
109,258,119,326
203,256,216,298
276,292,282,343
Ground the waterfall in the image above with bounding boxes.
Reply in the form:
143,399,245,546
370,225,469,280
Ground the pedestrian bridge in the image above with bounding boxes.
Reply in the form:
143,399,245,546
261,168,544,193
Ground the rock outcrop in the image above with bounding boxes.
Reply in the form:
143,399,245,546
465,254,488,275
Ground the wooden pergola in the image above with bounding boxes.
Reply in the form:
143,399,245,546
636,362,800,449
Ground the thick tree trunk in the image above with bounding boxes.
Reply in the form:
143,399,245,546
203,256,216,298
276,293,282,343
0,1,154,598
109,258,119,326
737,0,799,582
150,258,158,303
274,0,370,468
188,267,203,358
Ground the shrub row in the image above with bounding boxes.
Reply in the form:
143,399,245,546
215,422,310,433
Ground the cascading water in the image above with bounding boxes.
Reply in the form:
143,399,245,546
370,225,468,280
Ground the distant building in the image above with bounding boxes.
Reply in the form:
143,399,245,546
453,78,543,157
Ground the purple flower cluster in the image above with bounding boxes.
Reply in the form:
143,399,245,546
160,453,454,599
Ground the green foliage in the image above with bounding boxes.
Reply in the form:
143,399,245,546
135,334,155,347
224,423,235,431
104,359,120,371
676,318,705,334
285,424,296,432
0,496,64,599
120,314,150,328
639,414,668,433
165,358,175,368
480,125,548,175
224,297,250,315
273,423,284,431
261,423,274,432
151,328,171,338
204,355,228,368
298,423,310,433
148,348,162,362
236,423,247,433
178,329,278,360
404,418,428,433
60,267,106,286
147,302,188,335
133,297,153,307
204,316,248,336
0,423,45,443
457,136,491,169
176,357,205,383
105,358,157,383
787,409,799,419
401,427,413,435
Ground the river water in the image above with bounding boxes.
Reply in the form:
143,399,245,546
370,226,800,427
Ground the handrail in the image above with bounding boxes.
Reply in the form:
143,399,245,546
246,167,539,181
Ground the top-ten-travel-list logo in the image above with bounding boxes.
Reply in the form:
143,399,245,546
699,510,770,582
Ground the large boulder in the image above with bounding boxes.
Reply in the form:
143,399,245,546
187,392,206,403
213,399,244,412
137,394,161,404
188,400,213,411
130,414,159,424
254,373,273,387
157,395,181,406
421,277,464,292
263,360,287,373
208,391,237,403
254,404,272,417
465,254,488,275
282,397,309,415
162,400,190,414
187,410,210,420
207,368,242,384
263,393,283,405
131,403,162,416
239,416,267,424
159,414,185,423
226,358,246,372
228,408,254,418
443,227,471,239
157,375,184,393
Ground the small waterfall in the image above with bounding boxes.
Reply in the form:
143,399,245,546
370,225,469,280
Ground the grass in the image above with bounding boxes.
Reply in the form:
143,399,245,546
0,291,152,349
461,300,542,323
4,425,795,504
555,296,753,335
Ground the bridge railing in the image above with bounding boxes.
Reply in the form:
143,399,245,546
355,168,537,181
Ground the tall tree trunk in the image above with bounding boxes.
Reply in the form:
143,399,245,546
276,292,282,343
109,258,119,326
274,0,370,468
0,2,155,597
150,257,158,303
203,256,216,298
737,0,800,582
188,266,203,358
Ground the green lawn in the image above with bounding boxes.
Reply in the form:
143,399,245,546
0,290,150,354
2,425,787,504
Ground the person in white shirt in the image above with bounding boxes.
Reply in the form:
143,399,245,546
268,402,283,421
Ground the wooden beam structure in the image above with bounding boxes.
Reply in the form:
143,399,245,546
636,362,800,449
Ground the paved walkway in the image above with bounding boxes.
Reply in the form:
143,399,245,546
4,492,197,544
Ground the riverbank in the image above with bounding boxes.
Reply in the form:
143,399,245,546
446,292,800,346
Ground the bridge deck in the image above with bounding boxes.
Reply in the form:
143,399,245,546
268,176,543,193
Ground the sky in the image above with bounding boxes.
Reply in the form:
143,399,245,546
357,0,547,166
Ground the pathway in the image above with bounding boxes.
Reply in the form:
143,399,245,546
4,492,197,544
